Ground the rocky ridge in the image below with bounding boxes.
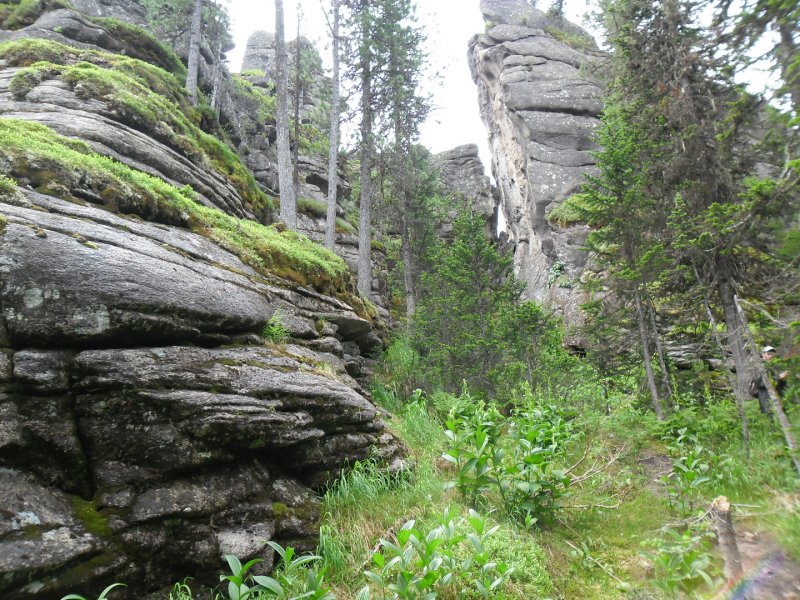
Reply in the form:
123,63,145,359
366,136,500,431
0,3,401,598
469,0,604,337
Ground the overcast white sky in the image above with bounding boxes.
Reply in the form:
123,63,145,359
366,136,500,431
223,1,780,175
224,1,594,172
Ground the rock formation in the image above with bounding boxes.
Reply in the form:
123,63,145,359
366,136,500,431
0,4,400,598
469,0,604,335
433,144,496,239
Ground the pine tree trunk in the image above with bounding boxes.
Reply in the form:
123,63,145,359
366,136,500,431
694,264,749,448
185,0,203,106
275,0,296,228
634,286,664,420
718,275,758,445
733,295,800,476
778,22,800,113
357,71,373,295
401,207,416,325
324,0,340,251
292,11,302,195
646,293,673,405
210,41,221,109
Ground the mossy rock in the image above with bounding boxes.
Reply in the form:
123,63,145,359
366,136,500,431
1,39,271,214
90,16,185,76
0,118,351,295
69,494,113,539
0,0,72,30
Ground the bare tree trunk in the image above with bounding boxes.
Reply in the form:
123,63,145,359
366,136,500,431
185,0,203,106
778,23,800,113
645,293,673,405
734,295,800,476
693,264,749,449
275,0,296,228
718,275,758,445
401,208,415,326
357,71,373,295
324,0,341,251
711,496,743,582
292,7,302,195
634,286,665,420
210,40,221,109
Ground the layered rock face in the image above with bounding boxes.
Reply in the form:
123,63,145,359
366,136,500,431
0,4,400,598
433,144,496,239
469,0,604,333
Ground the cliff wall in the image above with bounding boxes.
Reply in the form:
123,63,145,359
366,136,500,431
0,4,400,597
469,0,604,337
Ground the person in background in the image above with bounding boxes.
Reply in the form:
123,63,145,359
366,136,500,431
750,345,788,420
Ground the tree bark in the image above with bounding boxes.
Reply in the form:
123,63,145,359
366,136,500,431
357,66,373,295
634,286,664,420
292,8,302,195
324,0,340,251
718,275,758,445
693,264,749,449
645,292,673,405
711,496,743,582
777,22,800,114
401,207,415,325
734,294,800,476
185,0,203,106
275,0,297,228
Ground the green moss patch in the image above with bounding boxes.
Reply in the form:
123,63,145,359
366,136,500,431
90,16,185,76
69,495,113,539
297,197,327,219
0,0,72,30
0,39,270,213
0,118,349,291
230,74,276,131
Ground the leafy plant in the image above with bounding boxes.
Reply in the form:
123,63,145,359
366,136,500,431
359,507,511,599
641,523,718,598
442,402,502,510
661,429,711,514
217,543,332,600
60,583,126,600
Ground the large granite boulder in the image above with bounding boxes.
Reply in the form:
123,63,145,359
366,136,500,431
0,4,401,597
0,188,402,599
469,1,604,338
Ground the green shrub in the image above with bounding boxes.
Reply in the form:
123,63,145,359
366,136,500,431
359,507,512,600
261,313,290,343
546,193,593,227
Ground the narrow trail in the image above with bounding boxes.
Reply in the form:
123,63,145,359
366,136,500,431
725,528,800,599
637,449,800,599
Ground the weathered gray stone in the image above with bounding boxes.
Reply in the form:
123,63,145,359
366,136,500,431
1,198,274,347
0,468,111,598
12,350,71,393
470,1,603,330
